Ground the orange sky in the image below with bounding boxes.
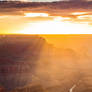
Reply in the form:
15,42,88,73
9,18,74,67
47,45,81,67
40,35,92,56
1,1,92,35
1,12,92,34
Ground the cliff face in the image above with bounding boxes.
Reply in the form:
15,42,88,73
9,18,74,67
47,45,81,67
10,83,46,92
0,35,46,91
0,35,80,92
0,35,92,92
34,46,79,92
0,35,79,92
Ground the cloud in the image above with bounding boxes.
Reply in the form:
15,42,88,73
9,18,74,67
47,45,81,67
0,1,92,16
1,1,92,32
0,2,92,20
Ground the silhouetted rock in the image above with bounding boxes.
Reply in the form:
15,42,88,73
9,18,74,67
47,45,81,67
0,85,5,92
0,35,46,91
10,83,47,92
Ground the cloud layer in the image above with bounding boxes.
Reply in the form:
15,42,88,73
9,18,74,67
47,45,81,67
1,1,92,34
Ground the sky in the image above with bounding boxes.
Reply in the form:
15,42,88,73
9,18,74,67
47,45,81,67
1,0,92,49
0,0,91,1
29,0,67,1
1,1,92,34
0,0,62,1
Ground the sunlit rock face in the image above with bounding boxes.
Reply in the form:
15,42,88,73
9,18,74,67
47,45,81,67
34,44,80,92
73,53,92,92
0,35,46,91
34,42,92,92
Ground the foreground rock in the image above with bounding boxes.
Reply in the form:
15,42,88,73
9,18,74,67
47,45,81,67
10,84,47,92
0,35,46,91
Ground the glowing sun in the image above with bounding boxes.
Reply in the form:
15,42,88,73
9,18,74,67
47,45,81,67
13,13,92,34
